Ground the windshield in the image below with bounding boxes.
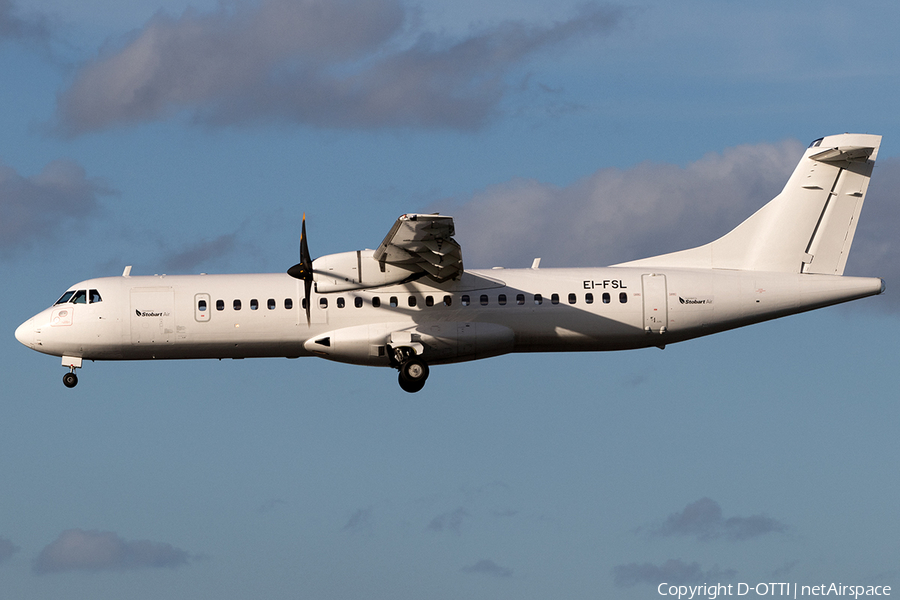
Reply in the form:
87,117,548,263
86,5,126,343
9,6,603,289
53,289,103,305
54,291,75,305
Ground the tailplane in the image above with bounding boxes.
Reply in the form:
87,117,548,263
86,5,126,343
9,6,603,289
617,133,881,274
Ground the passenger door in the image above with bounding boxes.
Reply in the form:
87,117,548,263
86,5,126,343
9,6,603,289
130,287,176,344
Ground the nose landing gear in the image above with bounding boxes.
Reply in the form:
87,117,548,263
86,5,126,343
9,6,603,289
63,371,78,388
61,355,82,388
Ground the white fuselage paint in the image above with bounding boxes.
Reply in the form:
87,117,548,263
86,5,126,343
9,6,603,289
15,267,883,368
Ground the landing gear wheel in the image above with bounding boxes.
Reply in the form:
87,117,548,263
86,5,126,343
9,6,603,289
63,372,78,388
398,357,429,393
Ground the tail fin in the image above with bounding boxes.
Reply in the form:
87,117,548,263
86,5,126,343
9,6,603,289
617,133,881,274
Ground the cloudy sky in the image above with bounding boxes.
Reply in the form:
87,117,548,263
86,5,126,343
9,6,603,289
3,1,899,598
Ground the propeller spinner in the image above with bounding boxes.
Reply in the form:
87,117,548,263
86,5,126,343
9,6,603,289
287,214,314,325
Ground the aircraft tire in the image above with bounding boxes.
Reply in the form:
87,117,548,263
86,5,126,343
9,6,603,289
398,358,429,393
63,372,78,388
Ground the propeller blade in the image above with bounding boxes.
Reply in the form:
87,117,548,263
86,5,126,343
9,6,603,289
300,215,310,270
304,277,312,325
286,214,314,325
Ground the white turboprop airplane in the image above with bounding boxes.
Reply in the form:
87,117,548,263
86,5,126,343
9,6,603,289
15,133,885,392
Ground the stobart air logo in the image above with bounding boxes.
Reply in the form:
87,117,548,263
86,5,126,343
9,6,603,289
135,309,170,317
679,296,713,305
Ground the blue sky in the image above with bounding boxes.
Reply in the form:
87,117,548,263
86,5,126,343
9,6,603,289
3,1,899,598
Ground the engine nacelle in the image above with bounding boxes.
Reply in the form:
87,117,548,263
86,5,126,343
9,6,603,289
313,250,417,292
303,322,515,366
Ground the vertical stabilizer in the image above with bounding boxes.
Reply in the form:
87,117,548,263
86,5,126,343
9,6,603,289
616,133,881,274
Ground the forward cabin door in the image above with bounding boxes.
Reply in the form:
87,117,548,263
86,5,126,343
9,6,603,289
641,274,668,333
130,287,176,344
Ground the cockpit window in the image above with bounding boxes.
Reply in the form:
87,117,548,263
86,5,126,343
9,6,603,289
55,291,76,305
89,289,102,303
71,290,87,304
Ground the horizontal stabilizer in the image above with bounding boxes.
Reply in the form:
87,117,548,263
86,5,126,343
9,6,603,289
809,145,875,164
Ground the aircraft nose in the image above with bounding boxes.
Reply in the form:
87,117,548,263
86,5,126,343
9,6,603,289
15,318,34,348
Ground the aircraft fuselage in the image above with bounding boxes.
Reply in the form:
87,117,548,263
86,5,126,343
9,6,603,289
16,267,883,368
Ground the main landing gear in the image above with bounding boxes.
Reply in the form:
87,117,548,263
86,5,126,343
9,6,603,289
390,346,430,393
398,357,429,393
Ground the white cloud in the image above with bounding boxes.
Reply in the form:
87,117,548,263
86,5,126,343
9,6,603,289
427,507,469,534
0,0,49,43
649,498,787,542
0,536,19,564
159,232,240,274
53,0,624,135
342,507,374,533
33,529,193,574
441,139,900,310
0,159,114,254
613,558,736,587
444,139,803,268
461,558,513,578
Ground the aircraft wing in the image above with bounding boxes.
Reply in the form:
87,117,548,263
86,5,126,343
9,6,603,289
373,214,463,281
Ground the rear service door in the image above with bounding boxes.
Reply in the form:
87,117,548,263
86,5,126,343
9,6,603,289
641,274,668,333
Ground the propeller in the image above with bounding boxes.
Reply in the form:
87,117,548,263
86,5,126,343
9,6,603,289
287,214,313,325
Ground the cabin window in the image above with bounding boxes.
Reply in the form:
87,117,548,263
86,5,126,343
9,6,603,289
285,298,293,310
480,294,488,306
408,296,417,308
425,296,434,307
72,290,87,304
250,299,259,310
319,298,328,309
568,293,577,304
233,299,242,310
216,299,225,311
551,293,559,305
516,294,525,306
443,295,452,307
462,295,470,306
585,293,593,304
337,297,345,308
534,294,543,305
602,293,611,304
302,298,307,309
267,298,276,310
355,297,363,308
619,292,628,303
498,294,507,306
89,289,102,303
372,297,381,308
198,299,207,312
390,296,398,308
